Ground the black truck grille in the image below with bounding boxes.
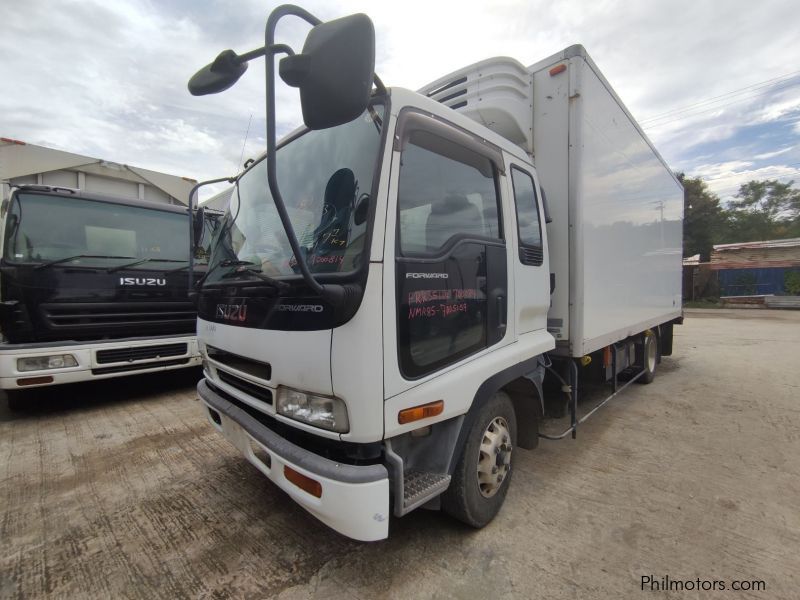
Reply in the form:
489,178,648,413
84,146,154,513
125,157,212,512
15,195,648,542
206,345,271,380
96,343,188,364
40,302,196,336
217,370,273,405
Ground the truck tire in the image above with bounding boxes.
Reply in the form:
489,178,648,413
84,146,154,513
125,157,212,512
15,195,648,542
443,391,517,528
636,330,657,384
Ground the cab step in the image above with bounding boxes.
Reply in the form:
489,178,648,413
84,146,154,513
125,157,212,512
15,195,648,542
402,471,451,514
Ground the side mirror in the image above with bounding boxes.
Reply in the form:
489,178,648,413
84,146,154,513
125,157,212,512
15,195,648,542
188,50,249,96
279,13,375,129
353,195,369,226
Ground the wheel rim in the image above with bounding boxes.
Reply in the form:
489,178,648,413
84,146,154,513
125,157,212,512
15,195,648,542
646,334,657,373
477,416,512,498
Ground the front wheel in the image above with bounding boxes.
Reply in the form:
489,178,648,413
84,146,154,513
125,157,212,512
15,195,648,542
443,391,517,528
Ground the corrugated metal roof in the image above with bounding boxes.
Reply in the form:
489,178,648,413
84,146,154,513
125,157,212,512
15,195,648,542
709,237,800,270
1,138,196,205
713,238,800,251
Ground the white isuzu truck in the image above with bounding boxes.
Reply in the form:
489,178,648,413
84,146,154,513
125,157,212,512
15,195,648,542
187,5,682,541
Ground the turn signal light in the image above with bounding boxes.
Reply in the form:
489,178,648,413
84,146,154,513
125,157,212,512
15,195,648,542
549,64,567,76
284,466,322,498
16,376,54,387
398,400,444,424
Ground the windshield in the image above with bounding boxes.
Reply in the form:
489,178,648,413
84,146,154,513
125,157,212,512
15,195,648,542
4,193,197,268
204,104,385,285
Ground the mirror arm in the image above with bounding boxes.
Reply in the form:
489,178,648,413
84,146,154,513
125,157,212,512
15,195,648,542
270,44,295,57
373,73,387,95
236,47,268,63
263,5,354,306
188,176,236,292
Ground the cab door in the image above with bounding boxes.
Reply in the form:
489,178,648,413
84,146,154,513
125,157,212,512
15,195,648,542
383,110,511,398
507,162,550,335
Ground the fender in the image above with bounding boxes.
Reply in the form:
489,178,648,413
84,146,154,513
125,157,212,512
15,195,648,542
446,355,546,475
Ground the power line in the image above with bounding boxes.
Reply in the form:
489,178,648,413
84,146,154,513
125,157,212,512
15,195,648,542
642,79,800,130
642,70,800,121
640,69,800,124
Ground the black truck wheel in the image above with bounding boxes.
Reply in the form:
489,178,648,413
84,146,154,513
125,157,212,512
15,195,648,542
443,391,517,528
636,330,658,384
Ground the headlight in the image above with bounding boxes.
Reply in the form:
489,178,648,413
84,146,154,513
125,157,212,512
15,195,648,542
17,354,78,372
276,387,349,433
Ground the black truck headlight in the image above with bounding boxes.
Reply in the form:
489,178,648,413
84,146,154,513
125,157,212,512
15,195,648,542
276,387,349,433
17,354,78,372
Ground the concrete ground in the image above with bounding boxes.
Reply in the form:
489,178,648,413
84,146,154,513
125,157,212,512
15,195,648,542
1,309,798,599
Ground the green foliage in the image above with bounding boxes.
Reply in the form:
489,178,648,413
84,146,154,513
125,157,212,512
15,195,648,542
726,179,800,243
677,173,726,261
729,179,800,220
785,271,800,296
676,175,800,261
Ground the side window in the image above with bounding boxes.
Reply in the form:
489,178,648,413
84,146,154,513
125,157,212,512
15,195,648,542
511,167,543,265
398,134,501,254
395,127,507,379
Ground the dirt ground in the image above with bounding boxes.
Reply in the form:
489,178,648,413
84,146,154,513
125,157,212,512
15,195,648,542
1,309,799,599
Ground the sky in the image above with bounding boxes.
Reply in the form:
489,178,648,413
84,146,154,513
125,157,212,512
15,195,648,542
2,0,799,203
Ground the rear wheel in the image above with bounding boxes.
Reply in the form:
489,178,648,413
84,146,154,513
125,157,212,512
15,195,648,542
636,330,658,384
443,392,517,528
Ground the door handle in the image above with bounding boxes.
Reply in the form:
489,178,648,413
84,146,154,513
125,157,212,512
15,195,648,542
496,295,506,329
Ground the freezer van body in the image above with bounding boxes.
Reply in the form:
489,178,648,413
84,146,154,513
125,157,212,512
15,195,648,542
530,46,683,356
422,45,684,357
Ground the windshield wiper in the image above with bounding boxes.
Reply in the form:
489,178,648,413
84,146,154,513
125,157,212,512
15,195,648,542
166,262,204,273
219,261,290,291
33,254,136,270
196,259,267,288
106,257,188,273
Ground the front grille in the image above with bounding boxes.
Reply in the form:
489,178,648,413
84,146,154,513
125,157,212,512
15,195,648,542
92,358,190,375
40,302,196,336
206,345,271,380
96,343,188,364
217,370,273,405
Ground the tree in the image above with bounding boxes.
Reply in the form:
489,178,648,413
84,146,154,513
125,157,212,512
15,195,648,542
677,173,726,261
726,179,800,242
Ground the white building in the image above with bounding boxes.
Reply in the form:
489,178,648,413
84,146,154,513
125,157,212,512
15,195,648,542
0,137,196,205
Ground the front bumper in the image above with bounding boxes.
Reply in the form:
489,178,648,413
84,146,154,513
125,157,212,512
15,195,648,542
198,380,389,541
0,335,200,389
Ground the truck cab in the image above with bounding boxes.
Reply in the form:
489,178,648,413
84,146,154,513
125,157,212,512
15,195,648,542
192,7,681,541
197,87,555,540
